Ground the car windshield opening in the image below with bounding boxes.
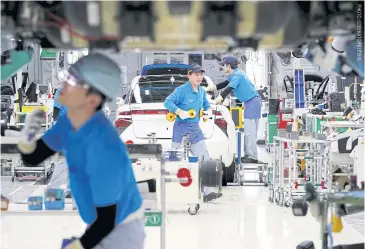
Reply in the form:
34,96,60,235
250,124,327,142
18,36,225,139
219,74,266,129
132,81,185,103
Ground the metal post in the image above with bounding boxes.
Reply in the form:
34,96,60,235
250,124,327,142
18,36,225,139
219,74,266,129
237,130,243,184
160,159,166,249
320,198,329,249
272,139,277,200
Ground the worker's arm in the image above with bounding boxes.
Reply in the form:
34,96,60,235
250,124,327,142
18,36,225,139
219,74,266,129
205,80,229,92
20,117,64,165
18,109,63,166
220,87,234,99
78,205,117,249
21,139,57,166
78,144,132,249
164,88,181,114
214,76,238,103
216,80,229,90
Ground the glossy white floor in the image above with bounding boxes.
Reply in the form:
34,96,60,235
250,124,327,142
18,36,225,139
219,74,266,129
1,185,364,249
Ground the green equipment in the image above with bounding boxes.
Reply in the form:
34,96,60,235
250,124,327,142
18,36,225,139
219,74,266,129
1,50,34,81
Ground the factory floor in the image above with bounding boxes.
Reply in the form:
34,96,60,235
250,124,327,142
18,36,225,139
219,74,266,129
1,146,364,249
1,185,364,249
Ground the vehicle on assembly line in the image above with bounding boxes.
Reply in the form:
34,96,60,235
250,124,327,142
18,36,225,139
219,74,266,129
115,64,237,186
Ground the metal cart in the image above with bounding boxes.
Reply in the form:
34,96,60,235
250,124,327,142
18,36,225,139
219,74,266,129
268,135,330,207
321,122,365,192
234,131,269,186
139,132,222,215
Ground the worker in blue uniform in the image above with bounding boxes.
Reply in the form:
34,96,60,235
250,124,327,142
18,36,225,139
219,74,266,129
164,64,223,202
206,56,262,163
17,53,144,249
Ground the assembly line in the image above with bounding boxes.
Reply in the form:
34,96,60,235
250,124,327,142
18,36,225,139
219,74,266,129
1,2,365,249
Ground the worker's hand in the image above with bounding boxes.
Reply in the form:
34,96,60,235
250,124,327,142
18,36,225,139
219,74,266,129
205,84,217,92
23,109,44,142
214,95,223,104
175,109,190,120
202,109,213,122
18,109,44,154
62,238,84,249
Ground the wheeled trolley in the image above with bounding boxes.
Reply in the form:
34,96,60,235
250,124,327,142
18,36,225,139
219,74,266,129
233,130,269,186
268,135,330,207
133,133,223,215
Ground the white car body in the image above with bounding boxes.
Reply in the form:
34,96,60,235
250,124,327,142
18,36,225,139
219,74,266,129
115,75,237,167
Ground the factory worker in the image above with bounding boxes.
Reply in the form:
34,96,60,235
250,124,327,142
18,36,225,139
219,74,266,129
206,56,262,163
17,53,144,249
164,64,223,202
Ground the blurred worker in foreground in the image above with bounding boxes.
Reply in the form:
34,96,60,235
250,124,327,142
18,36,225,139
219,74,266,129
164,64,223,202
206,56,262,163
17,54,144,249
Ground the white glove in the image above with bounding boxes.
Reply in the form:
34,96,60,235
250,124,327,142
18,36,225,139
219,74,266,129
202,109,213,121
18,109,45,153
175,109,190,120
214,95,223,104
205,84,217,92
63,239,84,249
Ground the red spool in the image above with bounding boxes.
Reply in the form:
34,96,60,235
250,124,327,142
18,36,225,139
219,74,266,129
321,179,325,189
176,168,192,187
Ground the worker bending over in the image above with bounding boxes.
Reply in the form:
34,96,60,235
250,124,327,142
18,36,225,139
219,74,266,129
207,56,262,163
17,54,144,249
164,64,223,202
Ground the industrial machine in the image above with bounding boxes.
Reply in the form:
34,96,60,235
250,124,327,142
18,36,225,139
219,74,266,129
1,2,361,52
292,181,364,249
1,133,55,183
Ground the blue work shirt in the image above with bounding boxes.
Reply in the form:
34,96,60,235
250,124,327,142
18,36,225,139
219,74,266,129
164,82,210,143
227,69,261,119
54,89,68,115
42,111,142,225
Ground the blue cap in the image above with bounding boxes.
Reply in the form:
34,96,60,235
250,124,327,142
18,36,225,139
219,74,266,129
219,56,239,66
188,64,205,73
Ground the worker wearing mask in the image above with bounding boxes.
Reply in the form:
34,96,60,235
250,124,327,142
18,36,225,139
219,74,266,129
164,64,223,202
206,56,262,163
17,53,144,249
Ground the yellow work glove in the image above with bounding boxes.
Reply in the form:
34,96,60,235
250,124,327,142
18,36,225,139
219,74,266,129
202,109,213,122
64,239,84,249
214,95,223,104
205,84,217,92
175,109,190,120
